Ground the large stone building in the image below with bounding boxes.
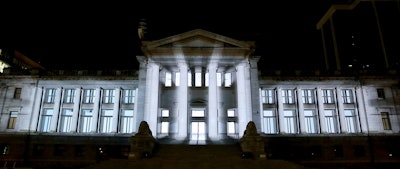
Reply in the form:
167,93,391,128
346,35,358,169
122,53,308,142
1,1,399,168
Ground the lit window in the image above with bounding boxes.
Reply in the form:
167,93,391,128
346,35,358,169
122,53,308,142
44,88,56,103
7,111,18,129
381,112,391,130
103,89,114,104
123,89,135,104
302,89,314,104
161,109,169,134
205,72,209,87
342,89,354,104
195,72,202,87
263,110,277,134
322,89,334,104
63,89,75,103
161,109,169,117
377,88,385,99
59,109,73,132
79,109,92,133
224,72,232,87
216,72,222,86
100,110,113,133
261,89,275,104
120,109,134,133
344,109,358,133
40,108,53,132
83,89,95,104
188,72,192,87
324,109,339,133
165,72,172,87
227,109,235,117
175,72,180,86
284,110,297,133
192,110,205,117
13,88,21,99
282,89,295,104
227,109,237,135
304,110,318,133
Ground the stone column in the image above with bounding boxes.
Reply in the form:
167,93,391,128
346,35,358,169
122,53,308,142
208,62,218,140
336,87,347,133
236,61,253,137
51,87,62,132
71,87,81,132
177,62,188,139
112,87,121,133
91,88,101,133
144,62,160,137
276,87,285,133
316,87,327,133
296,88,305,133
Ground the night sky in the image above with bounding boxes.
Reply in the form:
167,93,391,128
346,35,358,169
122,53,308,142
0,1,373,71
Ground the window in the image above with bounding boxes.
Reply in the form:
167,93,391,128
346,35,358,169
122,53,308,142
1,145,9,155
7,111,18,129
216,72,222,87
224,72,232,87
284,110,297,133
40,108,53,132
263,110,277,134
13,88,21,99
227,109,236,135
59,109,73,132
123,89,135,104
79,109,92,133
161,109,169,134
44,88,56,103
344,109,358,133
322,89,334,104
102,89,114,104
63,89,75,103
100,109,113,133
377,88,385,99
342,89,354,104
282,89,295,104
188,72,192,87
205,72,209,87
325,109,339,133
120,109,134,133
304,110,318,133
381,112,392,130
165,72,172,87
175,72,180,86
83,89,95,104
261,89,275,104
195,72,202,87
302,89,315,104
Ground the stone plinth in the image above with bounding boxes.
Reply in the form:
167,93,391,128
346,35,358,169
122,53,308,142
239,121,265,159
128,121,156,160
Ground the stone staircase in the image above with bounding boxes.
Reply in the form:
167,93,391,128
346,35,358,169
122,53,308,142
85,144,311,169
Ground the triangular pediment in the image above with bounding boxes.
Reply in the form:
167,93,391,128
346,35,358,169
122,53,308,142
142,29,253,50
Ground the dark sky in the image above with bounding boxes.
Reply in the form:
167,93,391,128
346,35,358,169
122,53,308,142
0,1,338,70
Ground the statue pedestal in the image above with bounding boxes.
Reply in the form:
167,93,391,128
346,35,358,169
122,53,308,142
128,135,155,160
240,135,265,159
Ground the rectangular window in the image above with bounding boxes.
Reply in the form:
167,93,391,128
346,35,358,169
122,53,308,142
161,109,169,134
40,108,53,132
227,109,236,135
59,109,73,132
381,112,392,130
79,109,92,133
302,89,315,104
224,72,232,87
195,72,202,87
102,89,114,104
325,109,339,133
282,89,295,104
175,72,180,86
377,88,385,99
216,72,222,87
284,110,297,133
63,89,75,103
100,109,113,133
304,110,318,133
342,89,354,104
322,89,334,104
165,72,172,87
263,110,277,134
188,71,192,87
7,111,18,129
261,89,275,104
344,109,358,133
83,89,95,104
44,88,56,103
13,88,22,99
123,89,135,104
120,109,134,133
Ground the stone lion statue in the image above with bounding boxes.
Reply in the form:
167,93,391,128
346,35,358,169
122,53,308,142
243,121,259,136
136,121,152,136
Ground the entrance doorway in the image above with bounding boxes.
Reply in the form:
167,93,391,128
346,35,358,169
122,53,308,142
189,109,206,144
